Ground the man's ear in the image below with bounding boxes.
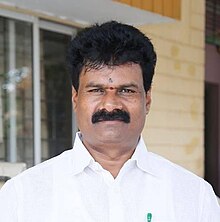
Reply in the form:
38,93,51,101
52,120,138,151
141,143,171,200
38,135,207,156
72,86,78,111
146,88,152,115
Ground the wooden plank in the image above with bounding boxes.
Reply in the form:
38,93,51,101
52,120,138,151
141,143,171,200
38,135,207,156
163,0,173,17
153,0,163,14
173,0,181,19
131,0,142,8
142,0,154,11
114,0,181,19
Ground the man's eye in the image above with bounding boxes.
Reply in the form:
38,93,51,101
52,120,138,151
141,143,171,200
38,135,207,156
88,88,104,93
119,88,135,94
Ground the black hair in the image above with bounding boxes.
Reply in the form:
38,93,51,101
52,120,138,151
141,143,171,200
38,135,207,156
67,21,157,92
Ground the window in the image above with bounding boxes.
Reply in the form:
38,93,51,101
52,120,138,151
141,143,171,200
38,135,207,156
40,30,73,161
0,13,77,167
206,0,220,46
0,17,34,166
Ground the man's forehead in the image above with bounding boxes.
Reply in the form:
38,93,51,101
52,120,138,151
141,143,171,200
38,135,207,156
80,63,141,78
81,63,141,74
78,64,143,89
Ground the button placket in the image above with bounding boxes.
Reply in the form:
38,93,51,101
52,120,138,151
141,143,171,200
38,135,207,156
108,182,125,222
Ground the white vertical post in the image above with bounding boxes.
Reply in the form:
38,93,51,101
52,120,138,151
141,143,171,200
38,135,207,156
33,18,41,165
8,20,17,162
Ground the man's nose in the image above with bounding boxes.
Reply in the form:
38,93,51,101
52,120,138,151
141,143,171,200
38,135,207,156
100,90,123,111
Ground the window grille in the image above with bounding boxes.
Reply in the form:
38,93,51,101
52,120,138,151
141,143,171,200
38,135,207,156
206,0,220,46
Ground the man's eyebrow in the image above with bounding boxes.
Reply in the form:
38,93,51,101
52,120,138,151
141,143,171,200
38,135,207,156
118,83,139,89
85,83,104,88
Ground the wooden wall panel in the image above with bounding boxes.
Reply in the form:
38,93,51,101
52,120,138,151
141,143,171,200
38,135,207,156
114,0,181,20
153,0,163,14
173,0,181,19
131,0,142,8
163,0,173,18
142,0,154,11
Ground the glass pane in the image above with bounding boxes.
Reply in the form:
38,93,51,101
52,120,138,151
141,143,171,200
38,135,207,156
0,17,33,166
40,30,73,161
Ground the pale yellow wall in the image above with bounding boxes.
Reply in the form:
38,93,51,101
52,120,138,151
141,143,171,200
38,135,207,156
139,0,205,177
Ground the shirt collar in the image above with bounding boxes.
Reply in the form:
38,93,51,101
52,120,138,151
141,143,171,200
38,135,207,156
71,132,94,175
71,132,158,177
131,136,158,177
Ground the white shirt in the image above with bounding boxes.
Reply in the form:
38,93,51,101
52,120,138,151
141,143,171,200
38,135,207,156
0,132,220,222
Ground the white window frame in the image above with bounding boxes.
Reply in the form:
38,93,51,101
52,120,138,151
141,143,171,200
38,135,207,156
0,8,77,165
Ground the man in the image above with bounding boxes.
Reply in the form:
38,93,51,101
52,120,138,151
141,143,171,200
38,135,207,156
0,21,219,221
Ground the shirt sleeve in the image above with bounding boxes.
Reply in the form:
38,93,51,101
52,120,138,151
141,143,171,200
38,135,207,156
199,181,220,221
0,179,18,221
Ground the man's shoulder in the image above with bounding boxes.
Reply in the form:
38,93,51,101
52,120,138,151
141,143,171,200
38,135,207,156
8,148,73,186
147,151,204,184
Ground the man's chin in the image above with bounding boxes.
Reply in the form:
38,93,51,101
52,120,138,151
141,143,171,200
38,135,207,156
95,125,128,141
93,120,129,134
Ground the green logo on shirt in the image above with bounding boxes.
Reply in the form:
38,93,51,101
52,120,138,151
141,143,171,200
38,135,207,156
146,213,152,222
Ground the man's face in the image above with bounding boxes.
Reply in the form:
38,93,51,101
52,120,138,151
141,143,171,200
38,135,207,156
72,63,151,148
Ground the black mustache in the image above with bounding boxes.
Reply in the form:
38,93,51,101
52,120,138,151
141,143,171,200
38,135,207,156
92,109,130,124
